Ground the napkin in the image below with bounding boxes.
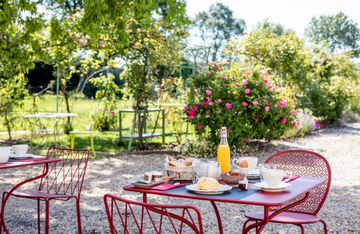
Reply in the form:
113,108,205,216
283,175,300,182
149,183,186,191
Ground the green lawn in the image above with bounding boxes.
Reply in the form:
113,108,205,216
0,94,193,155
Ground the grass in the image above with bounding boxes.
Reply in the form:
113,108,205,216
0,94,193,155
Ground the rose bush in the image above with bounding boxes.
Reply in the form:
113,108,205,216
184,63,299,149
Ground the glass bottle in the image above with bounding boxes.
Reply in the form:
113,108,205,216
217,127,230,173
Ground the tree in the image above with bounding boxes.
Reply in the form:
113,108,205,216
191,3,246,63
305,12,360,57
256,19,295,36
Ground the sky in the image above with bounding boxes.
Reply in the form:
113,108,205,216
186,0,360,38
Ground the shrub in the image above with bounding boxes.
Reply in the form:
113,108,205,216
184,63,298,150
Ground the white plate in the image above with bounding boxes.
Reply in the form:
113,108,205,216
185,184,232,195
254,182,291,192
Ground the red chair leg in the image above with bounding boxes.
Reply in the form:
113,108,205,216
296,224,305,234
45,200,50,234
37,199,41,234
242,218,253,234
0,192,6,233
76,198,82,234
320,219,328,234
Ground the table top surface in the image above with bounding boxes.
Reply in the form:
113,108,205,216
0,157,62,169
22,113,78,118
123,177,326,207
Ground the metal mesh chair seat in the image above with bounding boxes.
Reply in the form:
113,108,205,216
243,150,332,234
103,193,204,234
245,211,321,224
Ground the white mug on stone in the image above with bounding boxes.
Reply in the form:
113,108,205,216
261,169,292,188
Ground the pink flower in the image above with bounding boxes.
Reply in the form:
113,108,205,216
235,83,239,87
197,125,202,130
65,29,71,34
245,72,250,75
261,66,265,70
242,101,248,106
297,122,301,126
252,100,258,105
184,106,188,110
85,35,91,40
195,69,199,73
206,110,210,115
226,103,232,109
265,101,269,105
205,96,210,100
274,104,278,108
245,88,250,94
218,99,222,103
243,138,247,141
242,80,248,85
193,105,198,110
281,118,287,124
205,90,212,96
208,101,214,106
70,66,75,71
99,40,104,47
199,65,203,69
221,76,226,79
206,71,210,75
189,116,194,120
214,63,219,71
265,106,270,112
264,79,269,83
291,110,295,115
297,109,301,113
188,109,196,116
111,111,114,115
295,126,299,130
103,94,107,97
66,15,72,20
202,102,207,106
293,122,297,126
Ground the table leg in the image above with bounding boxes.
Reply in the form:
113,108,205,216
210,201,223,234
1,163,50,234
243,192,310,234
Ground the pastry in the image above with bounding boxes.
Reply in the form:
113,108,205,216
185,158,196,166
169,157,177,162
168,161,186,167
196,177,220,190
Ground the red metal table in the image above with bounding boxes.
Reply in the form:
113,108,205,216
0,157,62,234
123,177,327,234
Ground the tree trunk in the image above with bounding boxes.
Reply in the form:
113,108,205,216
59,68,72,123
4,110,12,140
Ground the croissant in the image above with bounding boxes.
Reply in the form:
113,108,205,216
168,161,186,167
196,177,220,190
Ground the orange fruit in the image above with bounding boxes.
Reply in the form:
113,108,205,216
239,159,248,168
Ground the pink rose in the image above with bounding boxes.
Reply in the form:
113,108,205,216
221,76,226,79
242,80,248,85
205,90,212,96
202,102,207,106
184,106,188,110
193,105,198,110
265,106,270,112
282,118,287,124
65,29,71,34
291,110,295,115
252,100,258,105
111,111,114,115
265,101,269,105
274,104,278,108
206,71,210,75
189,116,194,120
226,103,232,109
297,109,301,113
245,88,250,94
99,40,104,47
208,101,214,106
206,110,210,115
195,69,199,73
188,109,196,116
197,125,202,130
242,101,248,106
235,83,239,87
245,72,250,75
199,65,203,69
218,99,222,103
243,138,247,141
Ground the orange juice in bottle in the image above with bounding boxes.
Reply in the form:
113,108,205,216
217,127,230,173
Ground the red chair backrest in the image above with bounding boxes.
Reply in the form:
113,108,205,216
265,149,331,215
103,193,204,234
39,147,90,197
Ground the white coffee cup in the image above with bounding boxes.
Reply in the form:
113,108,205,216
12,145,29,156
261,169,292,188
0,147,11,163
232,157,258,173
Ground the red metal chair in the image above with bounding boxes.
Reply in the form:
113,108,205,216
1,147,90,234
103,193,204,234
243,149,332,234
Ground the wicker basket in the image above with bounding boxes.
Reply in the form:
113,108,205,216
164,163,193,182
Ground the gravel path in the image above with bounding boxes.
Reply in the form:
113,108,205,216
1,123,360,233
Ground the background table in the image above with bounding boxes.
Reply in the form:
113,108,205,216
124,177,326,234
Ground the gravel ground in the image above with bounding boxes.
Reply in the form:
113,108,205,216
1,123,360,234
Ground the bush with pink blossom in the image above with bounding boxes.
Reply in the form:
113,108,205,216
184,62,299,149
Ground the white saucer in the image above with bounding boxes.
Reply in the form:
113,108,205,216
9,154,34,159
185,184,232,195
254,182,291,192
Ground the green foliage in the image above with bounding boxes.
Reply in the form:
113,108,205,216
185,63,298,149
305,12,360,58
90,74,120,131
191,3,246,63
